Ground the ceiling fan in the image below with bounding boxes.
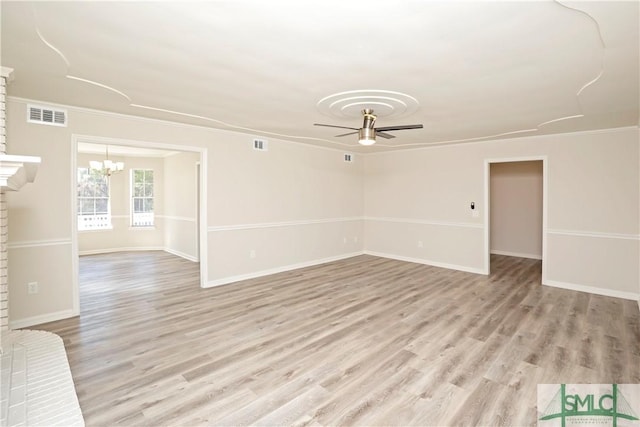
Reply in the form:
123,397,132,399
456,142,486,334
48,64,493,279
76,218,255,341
314,108,423,146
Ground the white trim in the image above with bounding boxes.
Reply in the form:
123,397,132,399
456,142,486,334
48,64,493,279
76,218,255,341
364,250,485,275
77,247,196,262
7,238,72,249
206,252,364,287
364,216,482,229
128,226,156,231
0,154,42,191
208,216,363,232
77,226,114,233
71,142,80,317
547,229,640,241
544,279,639,301
363,126,639,155
490,250,542,260
164,248,198,262
159,215,196,223
1,67,14,79
199,148,208,287
484,156,548,282
8,96,638,155
10,309,75,330
78,246,164,256
74,134,203,156
9,96,351,154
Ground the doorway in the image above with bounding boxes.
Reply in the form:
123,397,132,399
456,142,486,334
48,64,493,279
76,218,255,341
484,157,547,282
70,135,208,317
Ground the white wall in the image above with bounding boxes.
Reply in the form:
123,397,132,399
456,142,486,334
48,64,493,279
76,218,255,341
77,152,165,254
6,98,364,327
6,95,638,328
163,151,199,261
206,137,363,284
364,127,639,299
490,161,543,259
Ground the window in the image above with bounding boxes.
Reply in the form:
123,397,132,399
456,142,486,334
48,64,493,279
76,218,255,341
77,168,111,230
131,169,154,227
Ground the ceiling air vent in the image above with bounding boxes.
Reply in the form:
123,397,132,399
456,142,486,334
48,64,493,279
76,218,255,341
27,104,67,127
344,153,353,162
253,138,268,151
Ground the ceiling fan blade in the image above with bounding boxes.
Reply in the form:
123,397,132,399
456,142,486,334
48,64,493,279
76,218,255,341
376,132,396,139
375,124,424,132
314,123,360,131
334,131,359,137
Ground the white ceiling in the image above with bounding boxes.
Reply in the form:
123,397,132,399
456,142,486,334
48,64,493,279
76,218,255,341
1,1,638,152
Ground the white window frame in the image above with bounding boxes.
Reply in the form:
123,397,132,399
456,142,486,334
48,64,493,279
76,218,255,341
130,168,155,227
77,167,112,231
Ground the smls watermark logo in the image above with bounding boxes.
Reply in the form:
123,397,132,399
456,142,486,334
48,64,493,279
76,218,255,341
538,384,640,427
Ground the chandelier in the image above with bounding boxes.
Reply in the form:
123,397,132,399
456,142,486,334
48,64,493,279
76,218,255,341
89,145,124,176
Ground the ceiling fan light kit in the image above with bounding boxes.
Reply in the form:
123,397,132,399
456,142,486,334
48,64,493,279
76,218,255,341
358,127,376,146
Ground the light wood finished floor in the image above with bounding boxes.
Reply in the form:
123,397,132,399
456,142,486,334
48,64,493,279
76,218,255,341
38,252,640,426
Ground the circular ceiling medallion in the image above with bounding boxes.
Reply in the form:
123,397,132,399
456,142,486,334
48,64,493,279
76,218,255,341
317,90,419,119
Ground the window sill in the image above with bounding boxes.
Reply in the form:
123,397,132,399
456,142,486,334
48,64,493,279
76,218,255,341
129,226,156,231
78,226,114,233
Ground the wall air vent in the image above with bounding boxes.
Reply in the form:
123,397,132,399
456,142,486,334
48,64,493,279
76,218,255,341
27,104,67,127
253,138,268,151
344,153,353,162
253,138,269,151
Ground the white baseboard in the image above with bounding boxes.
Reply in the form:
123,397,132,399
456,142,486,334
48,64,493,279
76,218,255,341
206,251,365,288
544,279,640,301
364,251,485,275
164,248,198,262
490,250,542,260
78,246,164,256
10,309,76,330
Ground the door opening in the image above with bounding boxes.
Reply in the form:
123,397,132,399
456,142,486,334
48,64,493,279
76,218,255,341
484,157,547,282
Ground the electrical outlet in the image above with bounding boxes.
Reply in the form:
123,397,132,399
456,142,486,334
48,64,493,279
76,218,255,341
418,240,424,248
343,237,347,244
28,282,39,294
249,249,256,259
354,236,358,243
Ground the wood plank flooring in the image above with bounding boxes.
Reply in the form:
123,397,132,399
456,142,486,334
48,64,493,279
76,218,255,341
37,252,640,426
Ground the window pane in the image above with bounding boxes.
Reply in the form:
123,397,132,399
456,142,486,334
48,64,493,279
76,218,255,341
134,183,144,197
96,181,109,197
131,170,154,227
95,198,109,214
79,182,94,197
79,198,94,215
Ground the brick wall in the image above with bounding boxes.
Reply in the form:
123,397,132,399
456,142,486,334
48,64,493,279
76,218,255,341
1,73,8,331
